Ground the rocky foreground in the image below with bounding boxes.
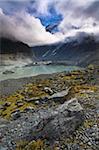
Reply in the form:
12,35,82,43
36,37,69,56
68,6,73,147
0,65,99,150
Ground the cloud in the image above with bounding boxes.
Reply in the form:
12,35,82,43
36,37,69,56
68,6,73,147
0,0,99,46
29,0,99,40
52,0,99,41
0,0,30,15
29,0,52,16
83,1,99,20
0,8,61,46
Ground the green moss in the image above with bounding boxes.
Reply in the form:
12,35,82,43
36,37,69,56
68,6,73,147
0,91,37,119
84,103,95,109
83,120,94,128
16,139,44,150
1,69,99,119
16,140,28,150
87,64,94,70
0,79,52,119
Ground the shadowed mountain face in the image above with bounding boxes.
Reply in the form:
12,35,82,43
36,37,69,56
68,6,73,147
0,36,99,67
32,36,99,66
0,37,34,65
0,37,32,56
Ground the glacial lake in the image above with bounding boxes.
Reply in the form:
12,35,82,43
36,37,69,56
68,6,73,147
0,65,81,81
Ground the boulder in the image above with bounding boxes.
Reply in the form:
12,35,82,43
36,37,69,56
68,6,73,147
0,98,84,149
2,70,15,75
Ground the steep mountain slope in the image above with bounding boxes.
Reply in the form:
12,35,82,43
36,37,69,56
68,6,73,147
0,37,34,65
0,37,33,55
32,36,99,66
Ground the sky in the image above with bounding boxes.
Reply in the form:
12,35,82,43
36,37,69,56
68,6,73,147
0,0,99,46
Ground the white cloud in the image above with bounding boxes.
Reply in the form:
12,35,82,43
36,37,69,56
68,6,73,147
0,9,61,46
30,0,99,40
0,0,99,46
52,0,99,40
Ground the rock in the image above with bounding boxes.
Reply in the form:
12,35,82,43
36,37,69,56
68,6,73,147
44,87,54,95
2,70,15,75
0,117,9,128
49,89,70,102
35,100,40,105
37,84,42,88
0,105,5,110
0,102,11,112
24,89,70,104
87,142,92,146
25,97,40,102
11,110,21,120
17,102,24,107
0,98,84,149
3,102,11,107
24,107,35,112
16,101,24,107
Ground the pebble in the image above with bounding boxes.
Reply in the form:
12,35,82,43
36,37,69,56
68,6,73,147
44,87,54,95
3,102,11,107
35,100,40,105
17,102,24,107
87,142,92,146
24,107,35,112
11,110,21,120
0,105,4,110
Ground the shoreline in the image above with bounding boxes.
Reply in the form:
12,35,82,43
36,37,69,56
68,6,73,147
0,65,99,97
0,64,82,82
0,65,83,96
0,72,62,97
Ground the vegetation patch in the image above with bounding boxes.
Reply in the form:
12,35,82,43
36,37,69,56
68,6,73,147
83,120,94,128
16,139,46,150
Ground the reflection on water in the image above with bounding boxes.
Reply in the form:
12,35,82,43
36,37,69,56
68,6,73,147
0,65,81,81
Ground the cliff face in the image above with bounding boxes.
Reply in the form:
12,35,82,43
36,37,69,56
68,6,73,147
32,36,99,66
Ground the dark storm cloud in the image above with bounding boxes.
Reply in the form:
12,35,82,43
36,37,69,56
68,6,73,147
0,0,29,14
84,1,99,20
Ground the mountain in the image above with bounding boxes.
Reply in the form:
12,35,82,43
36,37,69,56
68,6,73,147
1,36,98,67
46,23,59,33
0,37,34,65
32,35,99,66
0,37,33,55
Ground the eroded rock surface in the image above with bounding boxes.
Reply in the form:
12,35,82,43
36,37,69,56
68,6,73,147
0,98,84,150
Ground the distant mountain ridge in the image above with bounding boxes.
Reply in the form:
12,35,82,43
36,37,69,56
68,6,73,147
0,36,99,67
32,35,99,66
0,37,34,65
0,37,32,56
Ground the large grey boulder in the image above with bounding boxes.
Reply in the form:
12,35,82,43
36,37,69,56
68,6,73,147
0,98,84,149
